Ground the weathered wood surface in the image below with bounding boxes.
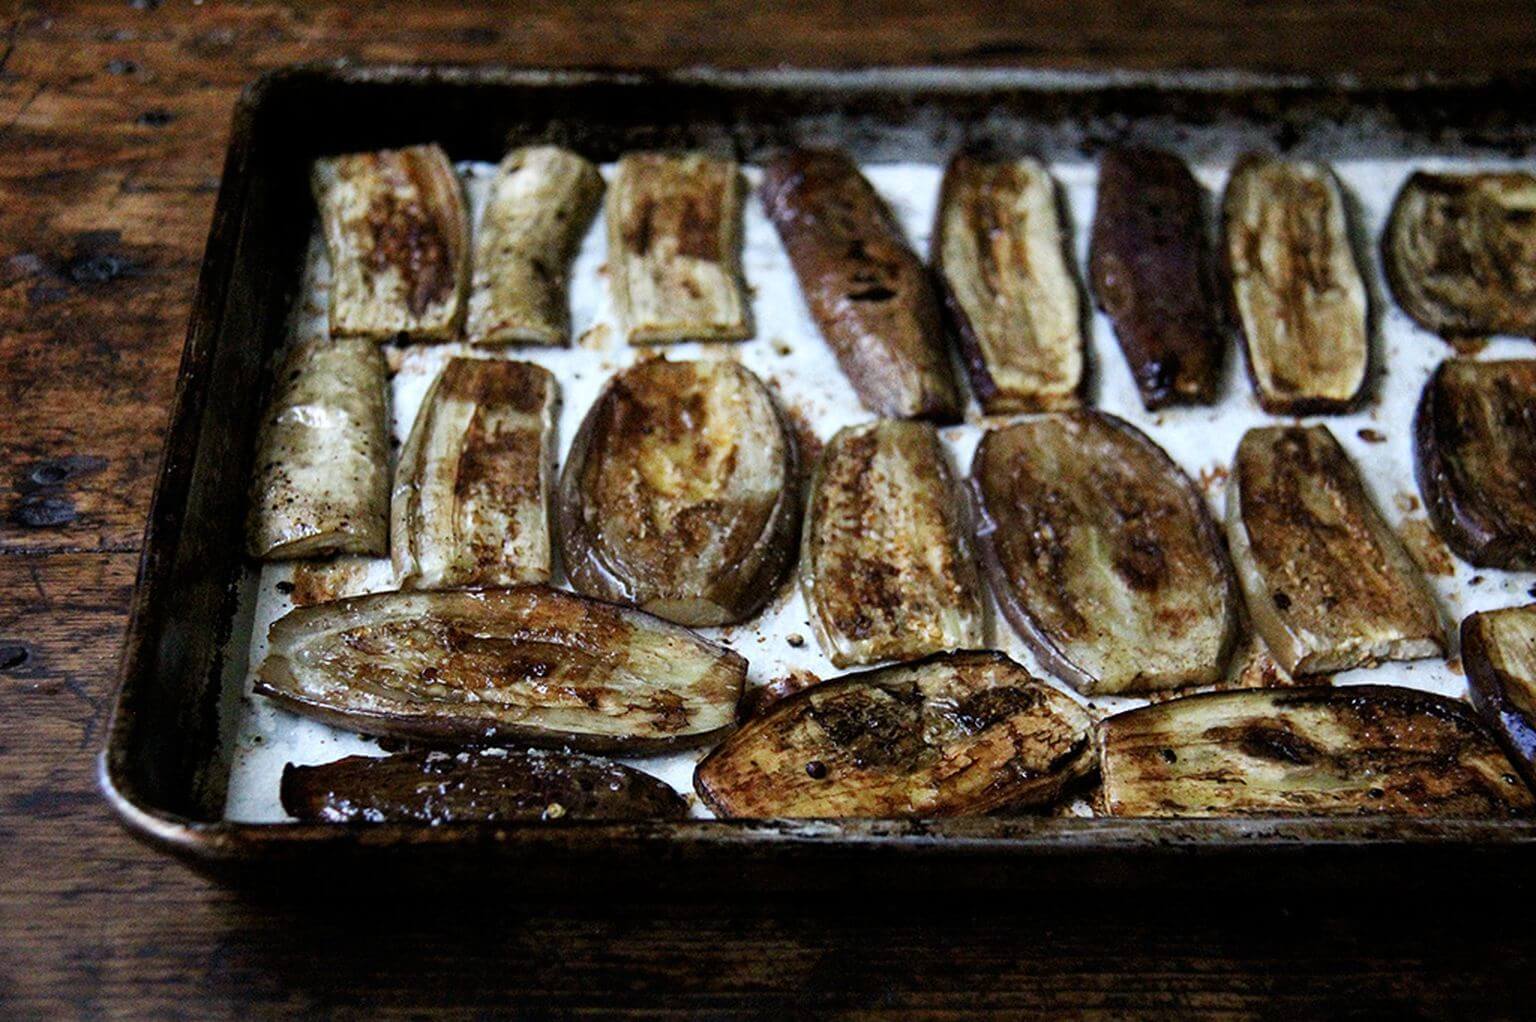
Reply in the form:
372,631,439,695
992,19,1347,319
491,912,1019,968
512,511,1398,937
5,2,1536,1017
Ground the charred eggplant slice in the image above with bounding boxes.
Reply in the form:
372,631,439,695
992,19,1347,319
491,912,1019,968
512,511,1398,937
1221,155,1369,414
933,153,1085,413
391,358,557,589
695,650,1092,818
557,359,800,626
1383,171,1536,338
255,585,746,753
1413,359,1536,569
762,148,962,422
802,420,984,667
312,144,469,341
1464,603,1536,789
280,748,687,823
1089,146,1225,409
970,411,1238,695
1099,685,1532,817
1228,425,1444,676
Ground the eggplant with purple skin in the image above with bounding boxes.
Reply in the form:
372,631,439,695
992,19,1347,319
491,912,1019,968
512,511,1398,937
1463,603,1536,790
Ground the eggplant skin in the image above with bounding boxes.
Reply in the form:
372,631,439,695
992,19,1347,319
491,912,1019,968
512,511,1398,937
255,585,746,754
1089,146,1225,410
557,359,801,627
1463,604,1536,791
280,748,687,823
1413,359,1536,570
695,650,1093,819
762,148,962,423
1099,684,1533,818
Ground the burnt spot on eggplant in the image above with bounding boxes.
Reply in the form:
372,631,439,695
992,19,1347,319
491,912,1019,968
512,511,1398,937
1463,603,1536,790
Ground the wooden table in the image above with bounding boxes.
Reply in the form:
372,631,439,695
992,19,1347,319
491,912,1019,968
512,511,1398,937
5,2,1536,1016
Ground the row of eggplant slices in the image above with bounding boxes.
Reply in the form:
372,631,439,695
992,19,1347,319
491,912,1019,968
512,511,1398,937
248,140,1536,826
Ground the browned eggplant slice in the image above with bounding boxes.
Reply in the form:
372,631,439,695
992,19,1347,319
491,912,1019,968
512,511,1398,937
1227,425,1445,676
1221,154,1369,414
1413,358,1536,569
312,144,470,341
1383,171,1536,338
280,748,687,823
695,650,1092,818
802,420,984,667
1464,603,1536,789
557,358,800,626
762,148,962,422
1089,146,1225,409
933,153,1085,413
1099,684,1532,817
970,411,1239,695
255,585,746,753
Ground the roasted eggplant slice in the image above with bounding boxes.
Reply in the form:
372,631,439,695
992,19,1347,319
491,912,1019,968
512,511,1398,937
312,144,470,341
1099,685,1532,817
557,359,800,626
970,411,1238,694
465,146,603,346
255,586,746,753
762,148,962,422
606,152,751,344
1089,146,1225,409
1464,603,1536,789
247,338,391,560
1227,425,1445,676
695,650,1092,818
391,358,557,589
802,420,984,667
933,153,1085,413
1383,171,1536,338
1413,358,1536,569
1221,155,1369,414
280,748,687,823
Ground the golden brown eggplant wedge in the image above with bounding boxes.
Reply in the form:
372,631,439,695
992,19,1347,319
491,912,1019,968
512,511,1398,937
557,358,800,627
762,148,962,422
312,144,470,341
1221,154,1370,415
802,420,984,667
1382,171,1536,338
255,585,746,753
970,411,1239,695
1227,425,1445,676
1099,684,1533,817
391,358,558,589
1413,359,1536,569
1464,604,1536,790
280,748,687,823
933,153,1085,413
695,650,1093,818
1089,146,1226,409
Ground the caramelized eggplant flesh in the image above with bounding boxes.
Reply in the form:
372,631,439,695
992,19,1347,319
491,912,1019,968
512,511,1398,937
1463,603,1536,789
557,359,800,626
1227,425,1445,676
1413,359,1536,569
695,651,1092,818
1222,155,1369,414
280,748,687,823
971,411,1238,694
255,586,746,753
802,421,985,667
1099,685,1532,817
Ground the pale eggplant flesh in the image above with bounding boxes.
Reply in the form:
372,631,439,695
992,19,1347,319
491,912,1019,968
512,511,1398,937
255,585,746,753
1221,154,1370,415
802,420,985,667
1099,684,1532,817
695,650,1093,818
970,411,1239,695
1413,358,1536,569
557,358,800,627
280,748,687,823
392,358,558,589
312,144,470,341
1227,425,1445,676
762,148,962,422
1463,603,1536,790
